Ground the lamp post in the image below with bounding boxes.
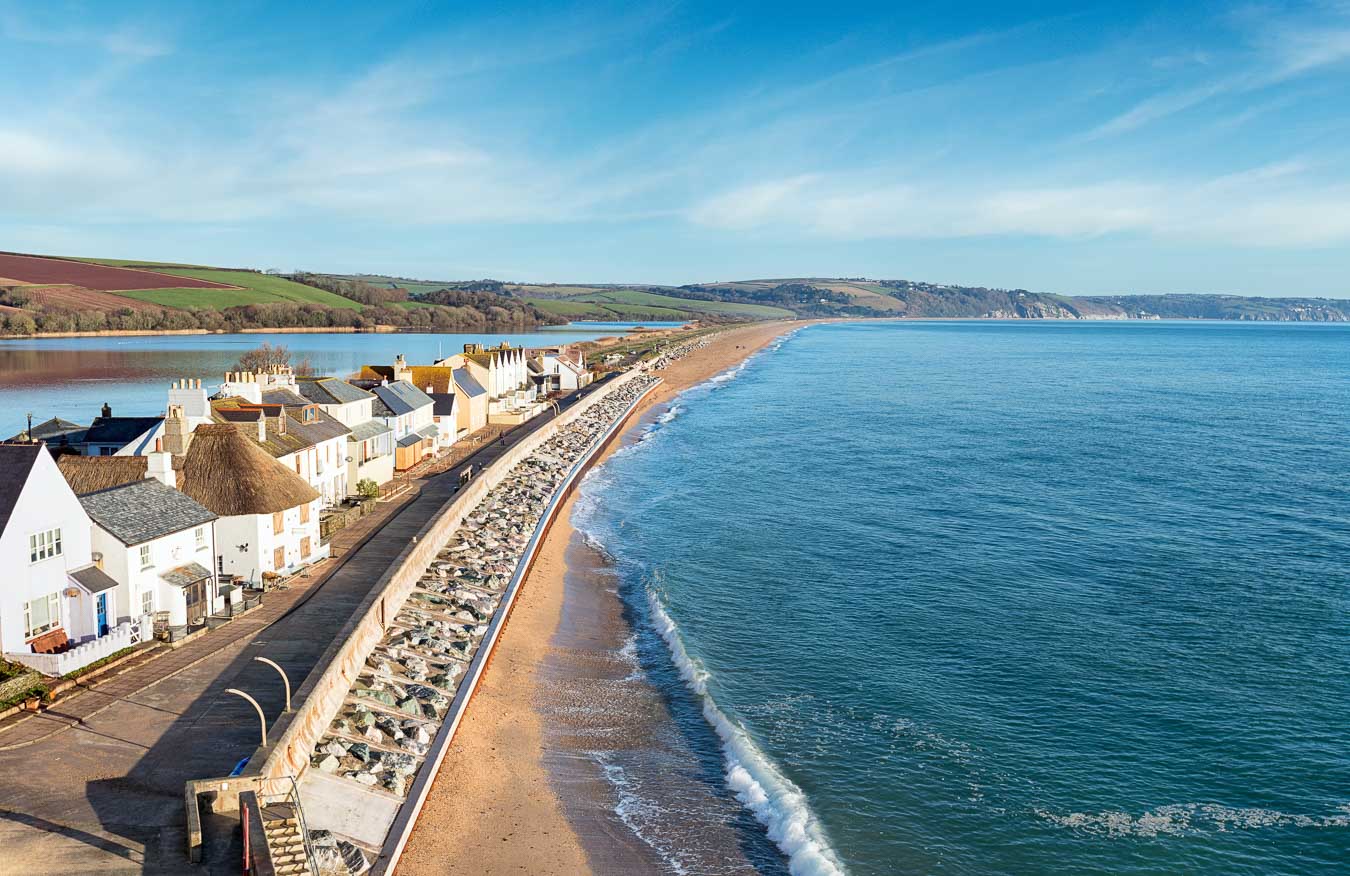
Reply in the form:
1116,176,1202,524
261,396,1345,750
252,657,292,712
225,688,268,746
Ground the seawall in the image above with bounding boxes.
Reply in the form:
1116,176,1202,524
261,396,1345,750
238,370,660,867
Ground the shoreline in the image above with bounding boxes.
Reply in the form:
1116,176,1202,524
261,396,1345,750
396,321,802,874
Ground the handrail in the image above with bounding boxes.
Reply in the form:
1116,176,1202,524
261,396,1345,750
261,774,320,876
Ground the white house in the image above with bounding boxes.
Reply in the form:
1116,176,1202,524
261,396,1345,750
78,476,219,642
0,443,138,676
295,377,396,492
528,345,592,393
366,380,438,472
176,424,325,586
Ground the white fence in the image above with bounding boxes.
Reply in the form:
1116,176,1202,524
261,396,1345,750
4,619,142,677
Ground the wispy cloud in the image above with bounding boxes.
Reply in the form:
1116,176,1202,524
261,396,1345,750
688,163,1350,247
1088,6,1350,139
0,8,171,57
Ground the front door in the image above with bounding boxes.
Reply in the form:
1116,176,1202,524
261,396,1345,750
95,593,108,637
185,580,206,624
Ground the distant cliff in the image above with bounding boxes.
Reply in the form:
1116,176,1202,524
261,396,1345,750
661,278,1350,321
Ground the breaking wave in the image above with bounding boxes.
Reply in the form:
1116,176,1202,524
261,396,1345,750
646,589,848,876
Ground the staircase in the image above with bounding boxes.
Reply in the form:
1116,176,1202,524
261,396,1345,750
240,777,320,876
261,802,311,875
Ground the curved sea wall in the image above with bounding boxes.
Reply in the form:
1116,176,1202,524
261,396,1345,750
241,368,662,870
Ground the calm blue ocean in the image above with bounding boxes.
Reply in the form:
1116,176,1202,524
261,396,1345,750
574,321,1350,875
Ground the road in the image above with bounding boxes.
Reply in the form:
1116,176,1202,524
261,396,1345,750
0,376,616,874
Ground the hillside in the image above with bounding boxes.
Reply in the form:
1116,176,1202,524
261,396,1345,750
6,255,1346,337
668,278,1350,321
321,276,791,322
0,253,566,336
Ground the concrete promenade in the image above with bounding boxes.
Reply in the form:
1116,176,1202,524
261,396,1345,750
0,378,615,874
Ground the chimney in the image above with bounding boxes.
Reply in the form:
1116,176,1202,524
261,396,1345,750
146,437,176,488
169,375,210,420
163,404,192,457
275,412,287,435
256,412,267,444
394,354,412,383
101,402,112,418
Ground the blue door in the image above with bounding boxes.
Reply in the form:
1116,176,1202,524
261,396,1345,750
96,593,108,637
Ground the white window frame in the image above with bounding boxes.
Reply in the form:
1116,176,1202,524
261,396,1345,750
139,544,153,570
141,589,154,616
195,526,207,550
28,528,62,564
23,592,61,639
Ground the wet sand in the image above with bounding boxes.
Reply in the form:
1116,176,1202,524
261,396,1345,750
398,321,802,875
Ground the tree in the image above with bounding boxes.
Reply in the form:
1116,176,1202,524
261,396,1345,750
232,341,295,373
356,479,380,500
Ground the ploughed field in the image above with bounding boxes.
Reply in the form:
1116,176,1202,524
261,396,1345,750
0,252,239,291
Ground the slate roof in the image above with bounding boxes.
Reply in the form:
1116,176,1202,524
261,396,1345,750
431,393,457,417
372,381,434,417
453,368,486,398
348,420,393,442
161,561,214,587
70,564,119,594
79,478,217,546
260,389,311,407
295,377,374,406
396,433,424,448
415,424,440,440
0,443,44,537
211,396,350,459
84,416,164,448
6,417,87,443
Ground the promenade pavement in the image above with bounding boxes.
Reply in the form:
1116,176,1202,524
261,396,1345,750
0,378,613,874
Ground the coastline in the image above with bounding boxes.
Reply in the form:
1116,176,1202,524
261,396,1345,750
397,320,801,874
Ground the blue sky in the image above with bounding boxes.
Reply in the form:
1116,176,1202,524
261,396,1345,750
2,1,1350,297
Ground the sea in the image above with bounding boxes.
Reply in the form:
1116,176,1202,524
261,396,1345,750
0,322,671,437
568,320,1350,876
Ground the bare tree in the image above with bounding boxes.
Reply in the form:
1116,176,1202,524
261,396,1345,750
232,341,294,373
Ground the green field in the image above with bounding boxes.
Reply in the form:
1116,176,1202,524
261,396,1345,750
75,260,363,310
574,289,794,318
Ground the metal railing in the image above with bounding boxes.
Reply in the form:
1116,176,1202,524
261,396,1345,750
259,774,320,876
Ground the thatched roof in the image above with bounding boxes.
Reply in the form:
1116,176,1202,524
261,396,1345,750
58,455,149,495
178,424,319,516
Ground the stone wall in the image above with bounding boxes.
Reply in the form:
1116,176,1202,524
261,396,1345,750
249,371,645,784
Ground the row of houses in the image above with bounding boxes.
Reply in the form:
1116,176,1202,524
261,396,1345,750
0,343,592,677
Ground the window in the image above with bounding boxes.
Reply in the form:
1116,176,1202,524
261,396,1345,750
195,526,207,550
141,590,154,616
299,503,310,524
23,593,61,638
295,456,302,475
29,528,62,563
272,511,284,535
139,544,153,569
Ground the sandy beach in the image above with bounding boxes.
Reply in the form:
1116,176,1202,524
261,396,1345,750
397,320,801,875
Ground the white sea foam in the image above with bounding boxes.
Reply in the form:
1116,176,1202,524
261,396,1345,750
594,755,692,876
646,589,849,876
1036,802,1350,837
657,403,685,424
